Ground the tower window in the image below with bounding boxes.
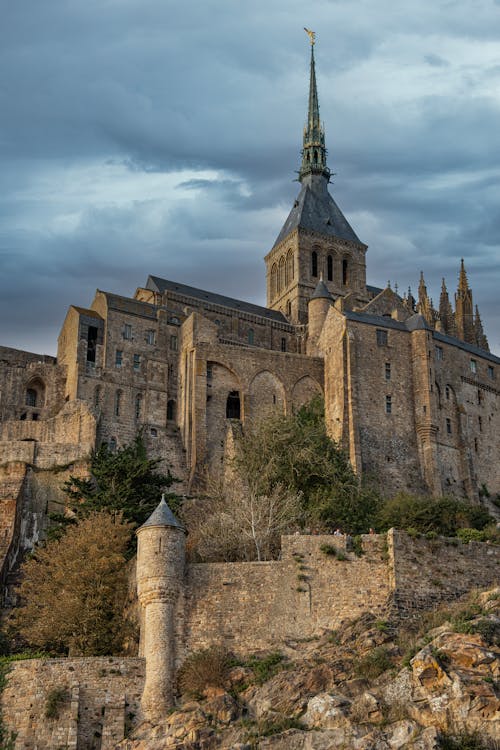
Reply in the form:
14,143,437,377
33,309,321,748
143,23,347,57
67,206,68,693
435,346,443,361
146,330,155,345
385,395,392,414
86,326,98,363
115,350,123,368
446,418,452,434
376,329,388,346
26,389,37,407
170,335,178,351
445,385,450,400
133,354,141,371
487,366,494,379
207,363,213,380
123,324,132,340
286,300,292,317
167,399,176,421
327,254,333,281
226,391,241,419
385,363,391,380
470,359,477,374
248,328,254,345
135,393,142,420
281,338,287,352
311,251,318,278
114,390,122,418
342,258,348,285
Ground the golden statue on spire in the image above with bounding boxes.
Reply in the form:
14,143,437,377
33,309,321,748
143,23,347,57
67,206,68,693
304,27,315,45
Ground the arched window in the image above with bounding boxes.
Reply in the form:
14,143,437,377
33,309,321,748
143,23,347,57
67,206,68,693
248,329,254,345
135,393,142,420
278,256,286,292
226,391,241,419
26,389,37,407
271,264,278,299
114,390,122,418
327,255,333,282
167,399,176,421
342,258,349,286
311,251,318,278
286,250,294,284
286,300,292,318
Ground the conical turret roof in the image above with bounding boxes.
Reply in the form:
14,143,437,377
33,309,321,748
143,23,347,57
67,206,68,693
311,277,333,300
139,494,186,532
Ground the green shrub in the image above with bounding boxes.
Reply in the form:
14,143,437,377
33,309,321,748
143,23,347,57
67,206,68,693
377,494,491,536
177,647,231,697
319,544,337,556
45,688,68,719
354,646,392,680
457,528,486,543
352,535,364,556
244,652,286,684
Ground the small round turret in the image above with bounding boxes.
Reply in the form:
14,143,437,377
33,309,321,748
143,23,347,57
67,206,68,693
136,495,186,722
308,277,333,350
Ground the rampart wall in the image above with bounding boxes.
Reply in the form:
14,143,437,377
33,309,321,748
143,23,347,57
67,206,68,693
2,531,499,749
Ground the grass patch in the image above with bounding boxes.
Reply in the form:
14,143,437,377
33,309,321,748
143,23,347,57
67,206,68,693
45,687,68,719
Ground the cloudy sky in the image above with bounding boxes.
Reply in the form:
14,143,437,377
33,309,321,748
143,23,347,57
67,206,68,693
1,0,499,355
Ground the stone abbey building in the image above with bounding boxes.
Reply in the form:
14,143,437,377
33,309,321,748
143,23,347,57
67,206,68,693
0,39,498,563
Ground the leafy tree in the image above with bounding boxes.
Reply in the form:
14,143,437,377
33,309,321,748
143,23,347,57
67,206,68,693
63,434,178,527
13,512,133,656
233,397,380,534
376,493,491,536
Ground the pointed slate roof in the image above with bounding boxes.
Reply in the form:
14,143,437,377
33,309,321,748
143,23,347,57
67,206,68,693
273,174,362,248
139,495,186,532
311,277,333,300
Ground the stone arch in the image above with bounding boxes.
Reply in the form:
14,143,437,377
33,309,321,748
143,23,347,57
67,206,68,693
248,370,285,422
25,377,45,409
291,376,323,410
206,361,243,474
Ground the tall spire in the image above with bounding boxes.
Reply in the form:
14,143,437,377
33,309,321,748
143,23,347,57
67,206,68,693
474,305,489,351
417,271,435,326
455,258,474,344
299,31,330,183
438,278,456,337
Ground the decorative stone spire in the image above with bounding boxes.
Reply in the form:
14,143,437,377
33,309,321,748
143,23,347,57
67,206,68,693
299,33,330,183
474,305,489,352
417,271,435,326
455,259,474,345
438,278,456,337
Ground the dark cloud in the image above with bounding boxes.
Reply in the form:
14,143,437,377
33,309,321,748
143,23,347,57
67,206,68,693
0,0,499,355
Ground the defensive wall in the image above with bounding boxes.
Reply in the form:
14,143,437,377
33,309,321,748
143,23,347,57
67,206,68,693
2,530,499,748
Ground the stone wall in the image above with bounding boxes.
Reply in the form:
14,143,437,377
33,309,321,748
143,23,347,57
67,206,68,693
183,534,390,656
2,656,144,750
387,528,500,618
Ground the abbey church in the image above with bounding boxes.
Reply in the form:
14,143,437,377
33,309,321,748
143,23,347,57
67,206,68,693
0,39,498,559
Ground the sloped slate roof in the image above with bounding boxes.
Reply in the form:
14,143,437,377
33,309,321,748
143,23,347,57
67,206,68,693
273,174,363,248
139,495,186,531
146,276,287,322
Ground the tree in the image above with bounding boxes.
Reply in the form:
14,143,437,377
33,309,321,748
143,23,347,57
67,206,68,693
233,397,380,534
13,512,133,656
376,493,491,536
192,482,302,562
63,434,179,527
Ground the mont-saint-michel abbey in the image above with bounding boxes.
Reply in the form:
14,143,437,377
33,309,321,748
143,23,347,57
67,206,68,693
0,35,499,750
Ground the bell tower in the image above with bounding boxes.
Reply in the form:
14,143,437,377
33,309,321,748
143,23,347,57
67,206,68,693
265,32,368,324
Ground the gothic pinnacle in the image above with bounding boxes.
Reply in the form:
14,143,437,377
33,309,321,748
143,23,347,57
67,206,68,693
299,31,330,183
